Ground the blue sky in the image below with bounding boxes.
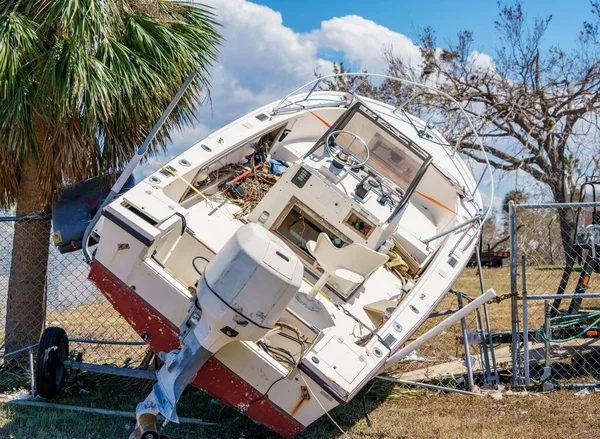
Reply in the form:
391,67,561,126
256,0,592,53
138,0,596,207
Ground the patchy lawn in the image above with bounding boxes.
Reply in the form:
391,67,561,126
2,266,598,438
2,381,600,439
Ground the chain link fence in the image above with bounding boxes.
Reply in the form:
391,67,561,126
13,203,600,399
0,213,148,392
510,202,600,389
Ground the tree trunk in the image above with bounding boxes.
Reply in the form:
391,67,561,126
551,182,577,313
4,121,51,360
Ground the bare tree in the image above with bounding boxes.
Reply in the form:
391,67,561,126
378,1,600,257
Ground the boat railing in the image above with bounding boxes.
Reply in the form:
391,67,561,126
272,73,494,244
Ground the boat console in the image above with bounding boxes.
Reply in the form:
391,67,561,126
250,102,432,300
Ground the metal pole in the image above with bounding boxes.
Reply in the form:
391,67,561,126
529,293,600,300
457,292,475,389
3,400,217,426
28,347,35,397
475,243,500,385
82,70,198,262
421,215,482,244
475,307,493,386
515,201,600,209
386,289,496,366
64,361,156,380
374,376,485,397
509,201,520,386
70,339,146,346
521,255,530,388
0,343,40,359
542,300,554,391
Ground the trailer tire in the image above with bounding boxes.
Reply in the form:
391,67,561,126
36,327,69,398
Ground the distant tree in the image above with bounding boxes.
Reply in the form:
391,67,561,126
502,190,529,213
0,0,221,356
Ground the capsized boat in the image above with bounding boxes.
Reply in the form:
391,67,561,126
85,74,493,438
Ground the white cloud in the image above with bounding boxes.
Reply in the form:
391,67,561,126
468,50,495,73
308,15,421,72
138,0,490,190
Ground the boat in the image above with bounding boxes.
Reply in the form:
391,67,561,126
82,73,493,438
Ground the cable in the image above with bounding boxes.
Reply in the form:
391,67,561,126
246,376,286,407
191,256,210,276
256,341,297,369
161,166,234,220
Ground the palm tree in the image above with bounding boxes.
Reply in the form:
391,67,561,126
0,0,221,356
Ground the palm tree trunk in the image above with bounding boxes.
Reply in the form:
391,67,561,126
4,120,51,360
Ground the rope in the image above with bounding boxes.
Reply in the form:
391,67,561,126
298,373,352,439
302,276,331,301
160,166,234,221
540,311,600,343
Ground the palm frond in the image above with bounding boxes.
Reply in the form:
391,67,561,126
0,0,222,206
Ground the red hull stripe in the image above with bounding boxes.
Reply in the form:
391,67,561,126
88,261,305,438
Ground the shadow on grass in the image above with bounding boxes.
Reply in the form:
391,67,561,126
0,371,397,439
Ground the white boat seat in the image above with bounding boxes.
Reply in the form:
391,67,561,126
305,233,389,301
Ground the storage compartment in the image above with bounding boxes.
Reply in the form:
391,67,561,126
273,197,350,261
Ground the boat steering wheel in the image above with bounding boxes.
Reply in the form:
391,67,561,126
325,130,370,168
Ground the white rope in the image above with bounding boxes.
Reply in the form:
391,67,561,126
298,373,352,439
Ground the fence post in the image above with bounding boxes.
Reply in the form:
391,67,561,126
475,243,500,385
542,299,554,392
29,346,35,397
521,255,530,388
457,292,474,389
509,201,520,386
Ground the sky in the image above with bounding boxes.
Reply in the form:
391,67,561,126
137,0,597,208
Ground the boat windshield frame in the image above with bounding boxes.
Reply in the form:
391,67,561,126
303,102,432,223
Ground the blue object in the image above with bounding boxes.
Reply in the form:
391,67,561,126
269,159,289,175
52,174,135,253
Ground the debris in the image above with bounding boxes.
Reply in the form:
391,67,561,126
403,351,430,362
489,391,503,400
504,390,529,396
576,388,590,397
5,390,30,401
79,389,89,395
462,355,477,368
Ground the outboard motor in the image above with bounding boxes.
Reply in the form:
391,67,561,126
133,223,304,439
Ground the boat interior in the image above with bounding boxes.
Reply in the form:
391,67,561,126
103,94,480,402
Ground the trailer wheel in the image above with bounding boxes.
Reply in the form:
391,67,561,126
36,327,69,398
